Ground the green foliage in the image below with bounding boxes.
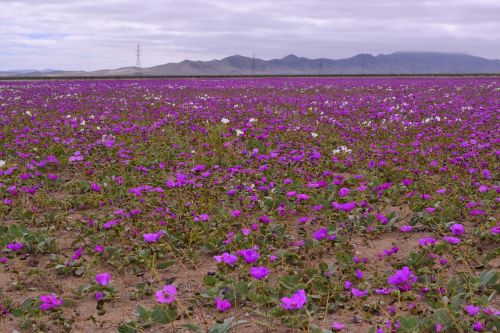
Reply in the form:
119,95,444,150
184,317,248,333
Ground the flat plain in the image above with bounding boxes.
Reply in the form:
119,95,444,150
0,77,498,332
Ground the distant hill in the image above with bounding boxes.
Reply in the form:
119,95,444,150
2,52,500,77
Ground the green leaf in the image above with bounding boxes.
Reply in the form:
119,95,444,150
151,306,168,324
480,270,498,286
136,305,149,320
164,307,178,323
280,275,301,290
433,308,451,326
208,317,248,333
335,251,352,266
156,260,176,269
234,281,250,298
203,275,217,287
118,322,137,333
183,323,203,333
399,316,419,332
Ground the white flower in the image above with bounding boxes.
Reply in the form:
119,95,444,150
235,129,244,136
249,118,257,123
221,118,230,124
311,132,318,138
332,146,352,155
0,160,6,168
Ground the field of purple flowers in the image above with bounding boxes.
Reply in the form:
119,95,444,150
0,77,499,332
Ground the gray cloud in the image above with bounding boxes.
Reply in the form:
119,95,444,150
0,0,499,70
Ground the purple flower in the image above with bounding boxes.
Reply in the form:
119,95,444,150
192,164,206,172
419,237,437,247
6,242,23,251
143,231,162,243
351,288,368,298
387,266,417,291
338,188,350,197
214,252,238,266
95,292,104,301
332,201,357,212
344,280,352,290
241,228,251,236
469,209,485,216
478,185,489,193
313,227,328,240
332,322,345,331
71,247,83,260
237,248,260,263
249,266,269,280
375,213,388,225
491,226,500,235
298,216,309,223
39,293,63,311
259,215,271,224
231,210,241,218
443,236,461,245
481,169,491,179
399,225,413,232
482,306,500,316
297,193,309,201
194,213,209,222
281,289,307,310
374,288,393,295
155,285,177,304
355,270,364,279
103,137,115,148
94,245,105,253
449,223,464,236
465,305,480,316
95,272,111,286
215,297,232,312
90,183,101,192
68,151,84,163
356,185,367,192
401,179,413,186
473,322,483,332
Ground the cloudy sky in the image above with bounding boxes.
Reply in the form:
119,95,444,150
1,0,499,70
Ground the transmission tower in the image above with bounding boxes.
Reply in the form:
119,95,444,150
318,59,323,75
251,53,256,76
135,43,142,75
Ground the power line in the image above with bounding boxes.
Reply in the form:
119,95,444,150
135,43,142,75
251,53,256,76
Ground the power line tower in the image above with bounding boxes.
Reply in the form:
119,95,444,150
135,43,142,75
251,53,256,76
318,59,323,75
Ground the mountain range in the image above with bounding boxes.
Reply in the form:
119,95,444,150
1,52,500,77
